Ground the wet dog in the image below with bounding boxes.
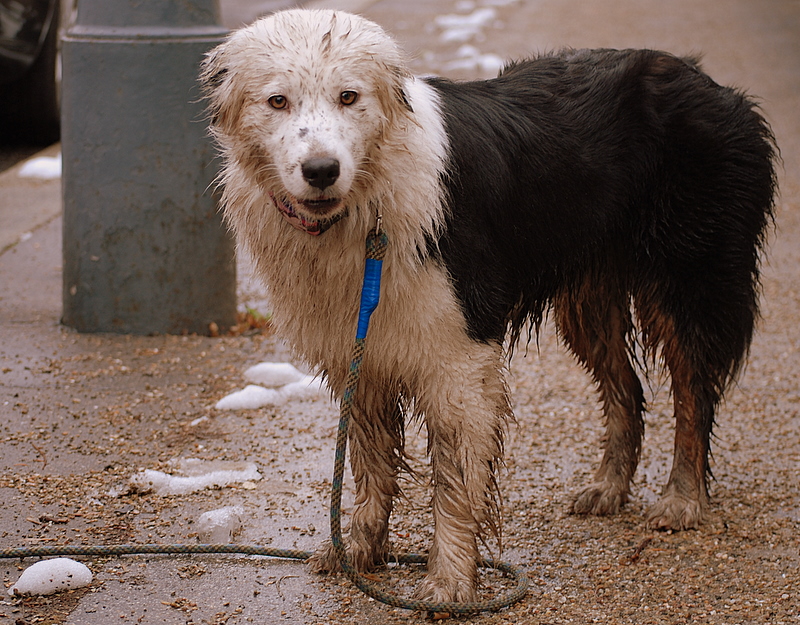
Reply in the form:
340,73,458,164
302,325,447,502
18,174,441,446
201,9,777,602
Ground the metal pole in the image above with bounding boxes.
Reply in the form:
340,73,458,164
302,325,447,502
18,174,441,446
61,0,236,335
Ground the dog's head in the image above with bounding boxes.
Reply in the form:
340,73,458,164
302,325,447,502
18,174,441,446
201,9,413,228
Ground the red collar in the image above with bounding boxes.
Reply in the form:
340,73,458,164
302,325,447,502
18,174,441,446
270,192,344,236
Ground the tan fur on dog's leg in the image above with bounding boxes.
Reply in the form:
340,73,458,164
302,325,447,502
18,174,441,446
647,365,709,530
555,282,645,517
639,308,712,531
412,346,510,603
309,376,405,573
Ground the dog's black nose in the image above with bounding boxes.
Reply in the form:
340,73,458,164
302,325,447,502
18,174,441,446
302,157,340,190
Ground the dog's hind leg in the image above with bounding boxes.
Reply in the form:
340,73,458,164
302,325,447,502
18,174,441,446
309,378,404,573
636,301,714,530
412,346,510,604
555,279,646,516
648,344,712,531
635,279,755,531
633,69,775,530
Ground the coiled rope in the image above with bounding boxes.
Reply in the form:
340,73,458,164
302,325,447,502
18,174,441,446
1,227,528,616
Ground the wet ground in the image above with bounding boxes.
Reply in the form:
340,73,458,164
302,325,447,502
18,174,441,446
1,0,799,623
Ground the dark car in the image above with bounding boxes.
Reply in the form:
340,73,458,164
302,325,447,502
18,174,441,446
0,0,62,144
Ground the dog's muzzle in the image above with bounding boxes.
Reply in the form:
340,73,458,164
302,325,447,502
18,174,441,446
270,192,346,236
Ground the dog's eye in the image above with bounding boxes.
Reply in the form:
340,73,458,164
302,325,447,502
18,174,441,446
268,95,288,110
340,91,358,106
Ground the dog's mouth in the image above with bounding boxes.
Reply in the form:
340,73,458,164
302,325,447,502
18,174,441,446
298,197,344,215
270,193,346,236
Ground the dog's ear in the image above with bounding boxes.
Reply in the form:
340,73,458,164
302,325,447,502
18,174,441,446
375,63,414,131
392,66,414,115
200,42,243,135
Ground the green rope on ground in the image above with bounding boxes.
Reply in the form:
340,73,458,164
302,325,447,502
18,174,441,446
0,227,528,616
0,544,313,560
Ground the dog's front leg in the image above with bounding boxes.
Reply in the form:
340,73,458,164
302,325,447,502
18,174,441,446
309,378,404,573
412,358,509,604
415,424,482,603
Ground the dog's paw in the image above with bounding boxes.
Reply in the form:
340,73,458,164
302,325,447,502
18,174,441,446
307,537,385,574
412,574,478,605
307,540,341,574
570,480,628,516
646,492,705,530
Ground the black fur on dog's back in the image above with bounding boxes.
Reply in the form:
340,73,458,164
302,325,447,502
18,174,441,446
425,48,777,527
427,48,777,364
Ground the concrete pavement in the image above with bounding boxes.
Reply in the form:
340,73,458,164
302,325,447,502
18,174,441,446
1,0,799,623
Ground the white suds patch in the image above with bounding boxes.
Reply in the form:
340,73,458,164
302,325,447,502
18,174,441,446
8,558,92,596
215,362,330,410
243,362,306,386
442,44,505,74
195,506,245,543
435,7,497,42
18,154,62,179
129,458,261,496
215,385,283,410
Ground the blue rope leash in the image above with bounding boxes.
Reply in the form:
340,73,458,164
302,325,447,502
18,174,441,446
0,226,528,616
